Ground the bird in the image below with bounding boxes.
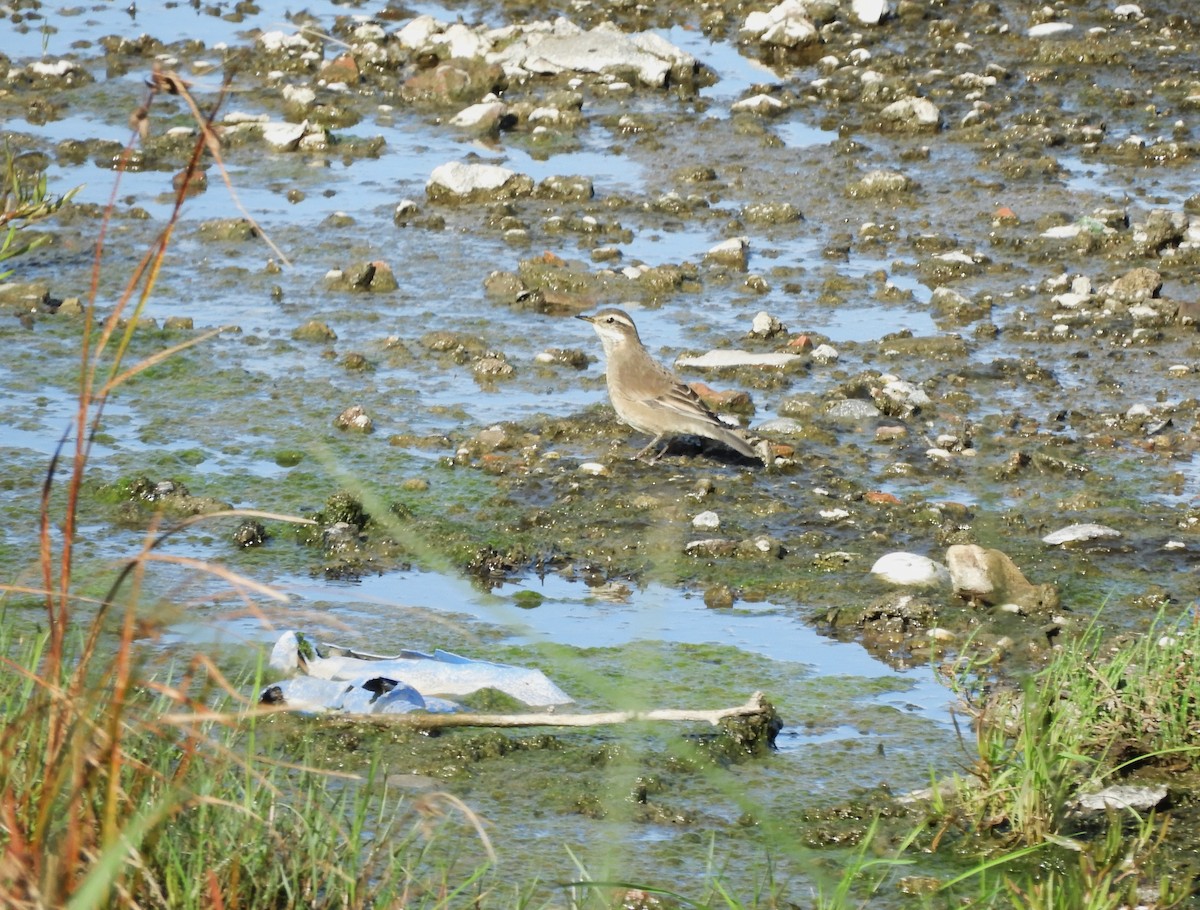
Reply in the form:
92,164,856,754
577,307,763,463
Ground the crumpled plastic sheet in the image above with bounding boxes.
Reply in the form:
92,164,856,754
260,631,572,714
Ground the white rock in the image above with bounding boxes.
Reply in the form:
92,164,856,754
1126,403,1153,419
353,22,387,41
762,15,819,47
578,462,610,476
705,236,749,266
428,161,518,195
811,343,839,364
437,22,488,59
262,120,308,150
513,26,692,87
825,399,881,420
879,379,931,412
395,15,443,49
1113,4,1143,19
1028,21,1075,37
820,508,851,521
28,59,79,77
1042,523,1121,545
1053,291,1091,308
751,311,785,336
871,552,951,588
450,100,508,128
223,111,269,124
676,350,804,369
852,0,890,25
692,510,721,530
258,30,315,51
731,93,787,115
879,96,941,128
282,84,316,106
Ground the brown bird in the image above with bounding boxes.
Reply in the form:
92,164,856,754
578,307,762,463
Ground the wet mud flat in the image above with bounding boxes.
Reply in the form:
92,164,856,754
1,0,1199,903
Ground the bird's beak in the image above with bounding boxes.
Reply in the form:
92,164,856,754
576,313,595,323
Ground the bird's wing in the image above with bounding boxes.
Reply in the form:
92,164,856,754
644,379,724,423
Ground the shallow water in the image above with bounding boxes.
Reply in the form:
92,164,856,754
4,0,1200,902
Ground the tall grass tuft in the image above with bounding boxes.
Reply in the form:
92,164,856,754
0,67,494,909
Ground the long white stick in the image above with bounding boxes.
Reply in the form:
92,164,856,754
303,691,772,730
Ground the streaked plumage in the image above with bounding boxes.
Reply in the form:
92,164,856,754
578,308,762,463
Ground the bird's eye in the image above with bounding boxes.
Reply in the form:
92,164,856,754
605,316,615,323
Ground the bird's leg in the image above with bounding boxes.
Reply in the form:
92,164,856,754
633,434,665,462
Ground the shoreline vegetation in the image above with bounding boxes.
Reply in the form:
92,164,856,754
1,43,1198,910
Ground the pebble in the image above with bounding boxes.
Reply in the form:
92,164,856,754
579,462,610,476
879,96,941,130
450,100,509,129
1027,22,1075,37
692,510,720,531
751,311,786,336
811,343,839,364
334,405,373,433
704,236,749,269
870,552,951,588
852,0,890,25
730,94,788,116
826,399,882,421
262,120,308,150
1041,523,1121,545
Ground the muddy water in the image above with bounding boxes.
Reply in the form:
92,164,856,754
2,0,1200,902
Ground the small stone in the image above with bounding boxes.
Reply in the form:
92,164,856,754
334,405,373,433
474,356,515,379
685,538,740,558
848,169,913,197
292,320,337,342
730,93,788,116
233,520,268,548
449,100,510,131
692,510,720,531
320,53,360,85
751,311,786,337
579,462,611,476
703,584,736,609
262,120,307,151
852,0,890,24
811,343,839,364
426,162,534,202
1042,523,1122,546
879,97,940,131
704,236,749,269
1027,21,1074,37
871,552,951,588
